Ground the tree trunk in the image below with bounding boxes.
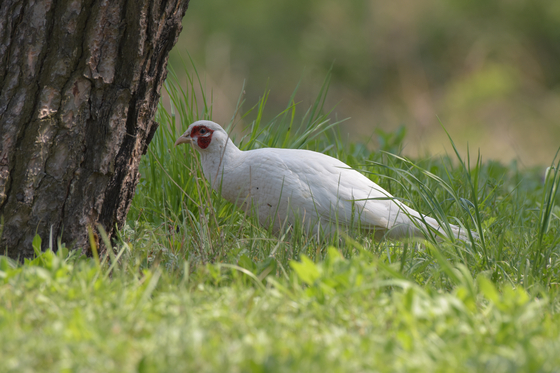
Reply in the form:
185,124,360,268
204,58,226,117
0,0,190,259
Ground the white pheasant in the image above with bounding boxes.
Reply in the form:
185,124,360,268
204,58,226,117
175,120,471,241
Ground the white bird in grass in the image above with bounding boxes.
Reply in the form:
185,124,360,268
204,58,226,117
175,120,472,241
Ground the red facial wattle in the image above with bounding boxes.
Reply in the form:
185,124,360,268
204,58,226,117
190,125,214,149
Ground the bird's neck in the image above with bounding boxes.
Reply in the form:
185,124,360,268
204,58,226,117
199,138,244,190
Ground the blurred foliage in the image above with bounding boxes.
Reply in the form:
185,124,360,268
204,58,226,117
173,0,560,165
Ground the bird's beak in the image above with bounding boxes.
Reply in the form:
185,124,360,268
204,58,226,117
174,133,192,146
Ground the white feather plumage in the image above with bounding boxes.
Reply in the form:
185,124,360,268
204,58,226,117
175,120,471,240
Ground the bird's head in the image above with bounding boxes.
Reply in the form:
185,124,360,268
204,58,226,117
174,120,229,152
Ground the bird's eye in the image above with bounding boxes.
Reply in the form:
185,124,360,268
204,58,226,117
199,128,207,134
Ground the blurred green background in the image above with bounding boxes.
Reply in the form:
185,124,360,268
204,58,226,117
169,0,560,166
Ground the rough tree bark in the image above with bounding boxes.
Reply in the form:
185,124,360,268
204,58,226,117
0,0,190,259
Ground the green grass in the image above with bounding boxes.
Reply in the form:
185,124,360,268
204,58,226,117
2,244,560,372
1,65,559,372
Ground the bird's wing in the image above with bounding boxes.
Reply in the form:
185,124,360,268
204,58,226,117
271,149,423,232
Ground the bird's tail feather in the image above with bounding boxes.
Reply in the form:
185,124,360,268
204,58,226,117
422,215,478,241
